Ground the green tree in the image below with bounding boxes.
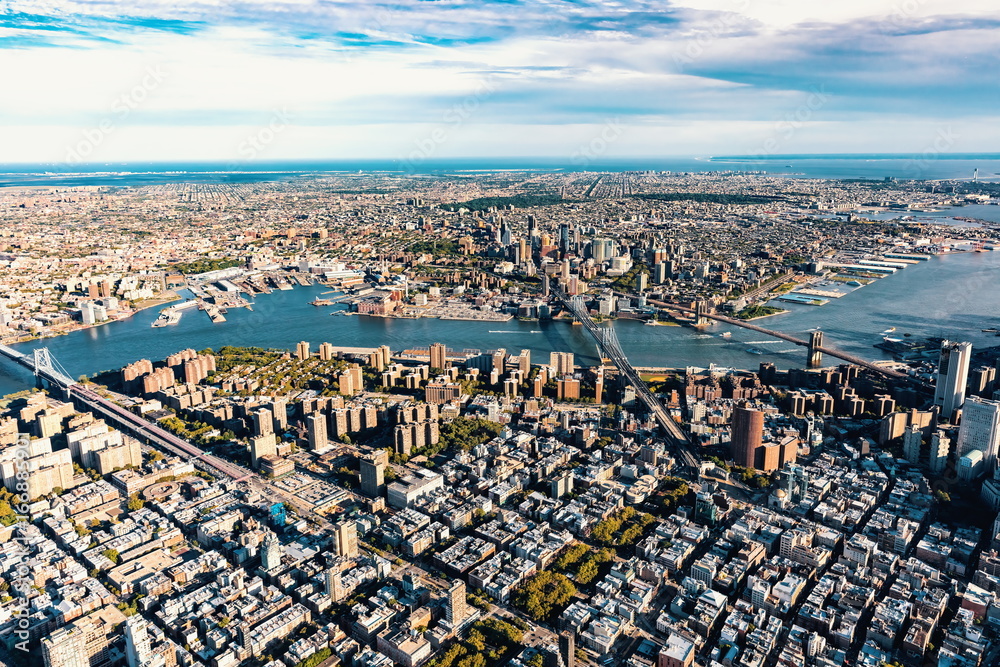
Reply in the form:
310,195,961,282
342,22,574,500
512,571,577,622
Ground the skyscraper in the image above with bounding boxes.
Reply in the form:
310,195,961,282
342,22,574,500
125,616,152,667
253,407,274,436
559,630,576,667
934,340,972,421
430,342,447,370
590,238,615,263
307,412,328,451
732,406,765,469
333,519,359,559
956,396,1000,470
271,398,288,431
500,221,512,246
361,449,388,497
446,579,467,626
296,340,310,360
518,349,531,376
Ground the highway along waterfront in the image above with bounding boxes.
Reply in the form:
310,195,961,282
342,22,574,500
2,250,999,395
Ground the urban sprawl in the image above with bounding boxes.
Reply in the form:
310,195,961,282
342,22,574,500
1,171,1000,667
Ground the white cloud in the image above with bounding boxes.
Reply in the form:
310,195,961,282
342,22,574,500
1,0,998,160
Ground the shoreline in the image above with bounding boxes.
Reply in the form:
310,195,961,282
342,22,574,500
3,250,998,397
733,309,791,322
2,290,181,347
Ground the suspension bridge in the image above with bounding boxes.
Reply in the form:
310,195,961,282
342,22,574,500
554,288,700,472
646,299,910,380
0,343,252,482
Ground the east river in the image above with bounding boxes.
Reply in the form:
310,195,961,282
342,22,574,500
2,250,999,395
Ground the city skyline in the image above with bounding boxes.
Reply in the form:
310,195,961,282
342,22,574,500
2,164,1000,667
2,0,999,162
4,3,1000,666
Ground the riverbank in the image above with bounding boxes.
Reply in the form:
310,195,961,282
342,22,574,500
2,250,999,397
0,290,181,346
737,309,791,322
134,291,182,313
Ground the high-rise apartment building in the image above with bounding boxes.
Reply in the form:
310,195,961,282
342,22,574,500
956,396,1000,470
903,424,923,464
333,519,359,559
929,430,951,475
430,342,447,370
446,580,467,626
307,412,328,451
361,449,388,497
42,627,87,667
550,351,575,376
125,616,152,667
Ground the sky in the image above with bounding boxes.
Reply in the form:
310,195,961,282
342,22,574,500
1,0,999,164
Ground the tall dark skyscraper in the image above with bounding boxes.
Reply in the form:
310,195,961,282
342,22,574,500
732,405,764,469
559,631,575,667
558,222,572,254
500,221,512,246
933,340,972,421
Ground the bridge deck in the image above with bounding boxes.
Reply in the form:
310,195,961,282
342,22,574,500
0,344,247,481
555,288,699,470
649,300,908,380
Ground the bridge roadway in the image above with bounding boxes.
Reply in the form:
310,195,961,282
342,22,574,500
647,300,909,380
554,289,700,471
0,343,252,482
67,384,253,482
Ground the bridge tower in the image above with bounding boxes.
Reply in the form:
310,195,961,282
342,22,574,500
33,348,54,388
808,331,824,368
570,295,585,324
694,301,711,327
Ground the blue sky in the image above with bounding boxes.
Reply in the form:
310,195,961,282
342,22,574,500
1,0,998,162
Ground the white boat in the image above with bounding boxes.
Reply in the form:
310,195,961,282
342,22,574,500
881,327,896,334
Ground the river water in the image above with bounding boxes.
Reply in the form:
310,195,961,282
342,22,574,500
3,251,999,395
